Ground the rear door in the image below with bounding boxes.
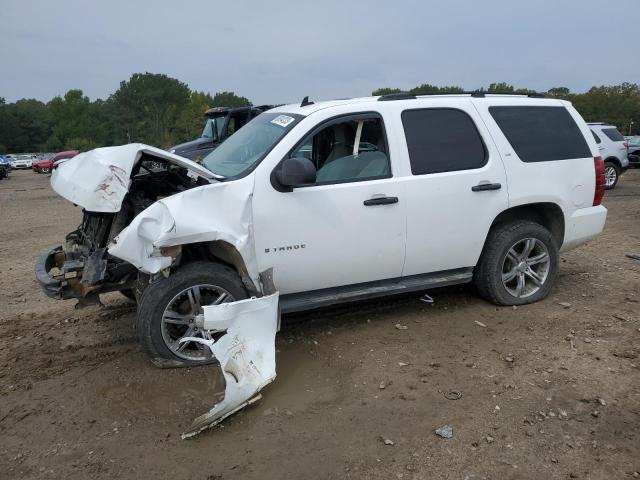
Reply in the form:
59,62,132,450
398,100,508,276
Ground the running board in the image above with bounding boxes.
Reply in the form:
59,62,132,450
280,267,473,314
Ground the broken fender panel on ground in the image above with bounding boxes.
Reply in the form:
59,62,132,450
181,292,279,439
108,176,259,283
50,143,216,213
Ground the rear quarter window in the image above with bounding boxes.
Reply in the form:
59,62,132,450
602,128,624,142
489,106,591,162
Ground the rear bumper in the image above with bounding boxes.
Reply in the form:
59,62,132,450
560,205,607,252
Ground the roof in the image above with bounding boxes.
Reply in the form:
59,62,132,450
269,94,565,116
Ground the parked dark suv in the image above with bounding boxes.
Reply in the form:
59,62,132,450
169,105,271,162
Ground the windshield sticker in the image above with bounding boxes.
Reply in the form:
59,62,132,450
271,115,295,128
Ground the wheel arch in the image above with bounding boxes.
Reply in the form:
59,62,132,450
179,240,260,296
487,202,565,249
604,156,621,168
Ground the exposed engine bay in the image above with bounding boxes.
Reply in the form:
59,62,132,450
37,154,209,305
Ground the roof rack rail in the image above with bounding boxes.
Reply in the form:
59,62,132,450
378,92,416,101
409,91,547,98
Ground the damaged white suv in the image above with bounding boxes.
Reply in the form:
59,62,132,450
37,92,608,366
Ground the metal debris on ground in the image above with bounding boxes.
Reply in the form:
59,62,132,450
420,293,434,304
474,320,487,328
444,390,463,400
180,292,279,439
435,425,453,439
394,323,408,330
625,254,640,261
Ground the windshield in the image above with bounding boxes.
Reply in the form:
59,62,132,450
203,112,302,178
202,117,225,140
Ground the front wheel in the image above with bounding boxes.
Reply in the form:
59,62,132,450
136,261,247,365
40,166,51,174
474,221,559,306
604,161,620,190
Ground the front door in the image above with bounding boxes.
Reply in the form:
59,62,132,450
252,113,406,295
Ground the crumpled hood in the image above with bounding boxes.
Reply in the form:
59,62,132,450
50,143,216,213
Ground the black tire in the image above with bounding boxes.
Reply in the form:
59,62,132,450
604,161,620,190
474,220,559,306
136,261,247,366
120,289,136,302
41,166,51,174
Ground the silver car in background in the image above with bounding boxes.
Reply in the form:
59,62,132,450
10,154,36,169
588,123,628,189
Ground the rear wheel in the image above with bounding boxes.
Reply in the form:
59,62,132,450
474,221,559,306
136,261,247,365
604,161,620,189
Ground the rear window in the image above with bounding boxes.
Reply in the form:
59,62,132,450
602,127,625,142
401,108,487,175
490,106,591,162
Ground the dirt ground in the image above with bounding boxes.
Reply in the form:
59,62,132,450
0,168,639,480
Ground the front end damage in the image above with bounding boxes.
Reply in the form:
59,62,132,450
35,144,218,305
38,143,283,435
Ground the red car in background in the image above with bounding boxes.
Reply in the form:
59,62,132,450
33,150,79,174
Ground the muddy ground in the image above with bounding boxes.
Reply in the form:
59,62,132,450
0,168,639,480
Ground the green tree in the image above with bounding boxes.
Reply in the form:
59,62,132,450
547,87,571,98
0,98,51,152
174,91,216,143
487,82,515,93
409,84,464,94
110,72,191,147
572,83,640,133
46,89,106,151
211,91,251,108
372,87,402,96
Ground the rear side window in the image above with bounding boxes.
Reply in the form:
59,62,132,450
490,106,591,162
602,127,624,142
591,130,601,144
401,109,486,175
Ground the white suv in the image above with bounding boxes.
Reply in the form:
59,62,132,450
37,93,608,365
588,122,629,189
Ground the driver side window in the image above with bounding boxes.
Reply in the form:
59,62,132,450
292,116,391,184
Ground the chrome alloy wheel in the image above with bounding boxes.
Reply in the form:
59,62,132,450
501,238,551,298
605,164,617,188
161,284,233,361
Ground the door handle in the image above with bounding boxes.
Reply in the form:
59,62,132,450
363,196,399,206
471,182,501,192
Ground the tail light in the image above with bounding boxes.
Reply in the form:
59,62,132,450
593,156,605,206
624,142,629,151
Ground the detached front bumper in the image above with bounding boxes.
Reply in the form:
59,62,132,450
35,246,78,300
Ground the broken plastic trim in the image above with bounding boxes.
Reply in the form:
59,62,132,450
181,291,279,439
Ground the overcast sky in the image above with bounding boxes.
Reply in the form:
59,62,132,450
1,0,638,105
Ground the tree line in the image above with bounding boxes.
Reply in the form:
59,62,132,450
373,82,639,136
0,73,251,154
1,73,638,154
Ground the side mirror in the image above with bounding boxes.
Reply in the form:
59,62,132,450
275,157,316,189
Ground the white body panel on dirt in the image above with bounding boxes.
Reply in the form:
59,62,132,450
182,292,279,439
